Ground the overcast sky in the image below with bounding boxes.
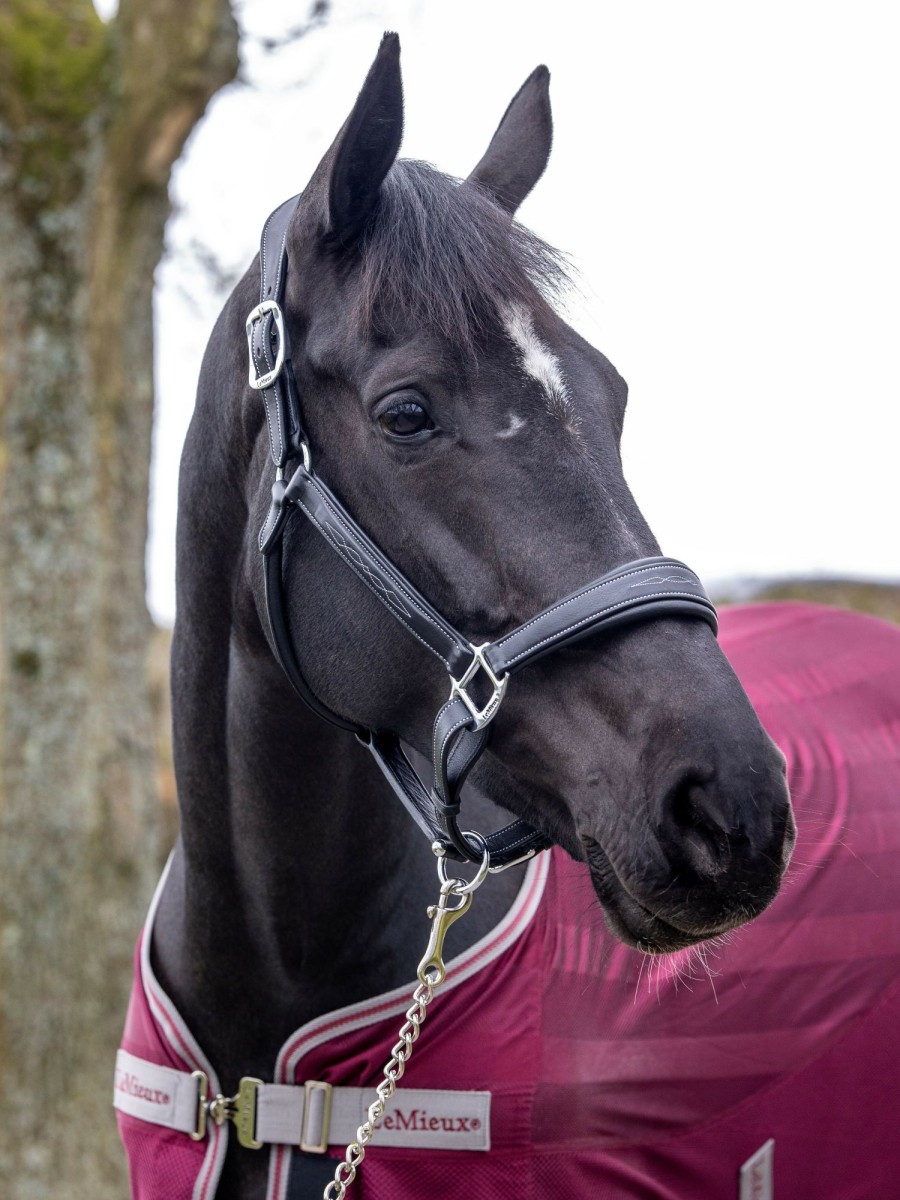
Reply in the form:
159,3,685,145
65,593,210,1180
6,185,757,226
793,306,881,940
138,0,899,625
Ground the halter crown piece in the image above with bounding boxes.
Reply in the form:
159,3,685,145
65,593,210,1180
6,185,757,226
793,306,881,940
249,197,718,869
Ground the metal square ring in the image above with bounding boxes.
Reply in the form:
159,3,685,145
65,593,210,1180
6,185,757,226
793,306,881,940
246,300,285,391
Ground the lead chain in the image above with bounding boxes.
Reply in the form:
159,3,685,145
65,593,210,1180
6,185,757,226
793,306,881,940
323,837,489,1200
322,975,436,1200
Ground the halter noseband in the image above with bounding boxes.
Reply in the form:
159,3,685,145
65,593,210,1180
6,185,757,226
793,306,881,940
248,196,718,869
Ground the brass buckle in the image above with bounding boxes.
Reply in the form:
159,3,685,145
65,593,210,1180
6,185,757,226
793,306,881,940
190,1071,209,1141
300,1080,334,1154
208,1076,263,1150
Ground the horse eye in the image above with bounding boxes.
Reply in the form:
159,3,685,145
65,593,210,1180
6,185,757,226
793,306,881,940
378,399,434,437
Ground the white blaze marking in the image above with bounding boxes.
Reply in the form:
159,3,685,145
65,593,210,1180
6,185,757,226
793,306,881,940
501,303,641,553
502,303,581,436
496,413,526,439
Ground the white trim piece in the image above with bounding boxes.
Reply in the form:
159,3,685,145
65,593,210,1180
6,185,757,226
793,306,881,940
113,1049,492,1154
258,1083,490,1151
113,1048,202,1134
347,1088,490,1151
740,1138,775,1200
139,856,229,1200
266,850,550,1200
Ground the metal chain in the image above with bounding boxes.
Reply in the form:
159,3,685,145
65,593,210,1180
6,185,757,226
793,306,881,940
322,975,436,1200
323,835,490,1200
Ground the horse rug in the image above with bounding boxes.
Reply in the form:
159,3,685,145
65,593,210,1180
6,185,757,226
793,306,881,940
115,603,900,1199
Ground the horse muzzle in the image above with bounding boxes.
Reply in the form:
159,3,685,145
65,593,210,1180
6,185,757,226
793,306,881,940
581,768,796,953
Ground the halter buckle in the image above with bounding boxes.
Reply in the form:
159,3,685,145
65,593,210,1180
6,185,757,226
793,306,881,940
449,643,508,731
246,300,286,391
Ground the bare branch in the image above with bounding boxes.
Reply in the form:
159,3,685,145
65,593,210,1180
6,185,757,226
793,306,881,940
245,0,329,53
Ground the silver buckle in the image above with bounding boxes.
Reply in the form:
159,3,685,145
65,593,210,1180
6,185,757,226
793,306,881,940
489,846,537,873
449,643,508,731
300,1080,333,1154
246,300,285,391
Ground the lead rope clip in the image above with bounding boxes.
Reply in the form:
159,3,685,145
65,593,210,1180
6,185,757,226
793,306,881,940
323,835,490,1200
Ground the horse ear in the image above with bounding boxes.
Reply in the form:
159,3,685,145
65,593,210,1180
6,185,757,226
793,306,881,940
326,32,403,245
468,66,552,214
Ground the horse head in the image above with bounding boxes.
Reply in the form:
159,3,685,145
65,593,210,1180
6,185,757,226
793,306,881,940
240,34,794,953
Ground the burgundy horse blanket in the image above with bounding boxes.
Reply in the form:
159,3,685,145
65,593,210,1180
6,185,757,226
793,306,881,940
115,603,900,1199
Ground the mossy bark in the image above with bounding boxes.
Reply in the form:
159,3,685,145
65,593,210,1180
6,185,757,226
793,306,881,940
0,2,238,1194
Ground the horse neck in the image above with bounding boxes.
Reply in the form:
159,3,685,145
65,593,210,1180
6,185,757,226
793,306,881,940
157,587,520,1081
155,315,522,1077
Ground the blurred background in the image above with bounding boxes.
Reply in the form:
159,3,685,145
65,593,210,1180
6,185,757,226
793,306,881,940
1,0,897,1194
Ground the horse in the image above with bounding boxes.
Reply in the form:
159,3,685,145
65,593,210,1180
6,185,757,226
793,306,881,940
114,34,900,1200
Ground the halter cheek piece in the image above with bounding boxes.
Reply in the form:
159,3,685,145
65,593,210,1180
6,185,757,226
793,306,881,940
249,196,718,869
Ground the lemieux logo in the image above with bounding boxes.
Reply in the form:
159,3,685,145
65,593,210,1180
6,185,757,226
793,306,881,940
115,1069,171,1107
382,1108,482,1134
374,1090,491,1150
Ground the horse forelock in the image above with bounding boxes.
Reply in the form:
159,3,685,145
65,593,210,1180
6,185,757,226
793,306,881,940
353,159,570,350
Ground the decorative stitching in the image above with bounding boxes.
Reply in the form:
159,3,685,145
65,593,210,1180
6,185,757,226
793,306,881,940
436,711,474,801
260,324,285,466
269,197,295,299
487,823,539,853
323,524,411,617
432,698,459,771
258,502,277,551
447,729,474,771
261,196,296,299
305,510,410,624
315,482,452,642
259,203,293,465
274,223,290,297
628,573,693,588
295,499,451,669
501,590,714,671
261,209,274,298
254,325,278,465
258,215,282,462
305,477,468,666
494,559,705,648
492,562,699,651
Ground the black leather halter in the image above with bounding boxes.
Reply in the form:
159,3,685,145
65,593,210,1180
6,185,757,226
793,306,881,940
249,196,718,869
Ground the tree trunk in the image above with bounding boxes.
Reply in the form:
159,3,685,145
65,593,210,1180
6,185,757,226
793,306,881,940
0,2,238,1194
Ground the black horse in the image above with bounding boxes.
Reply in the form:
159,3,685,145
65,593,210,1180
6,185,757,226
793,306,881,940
123,34,832,1200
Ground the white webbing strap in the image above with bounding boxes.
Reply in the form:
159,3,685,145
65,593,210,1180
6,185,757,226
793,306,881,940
114,1050,204,1136
113,1049,491,1152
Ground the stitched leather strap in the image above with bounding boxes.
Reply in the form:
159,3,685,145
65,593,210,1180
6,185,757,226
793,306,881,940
250,195,302,469
366,728,551,868
366,732,441,842
283,465,474,677
264,533,359,733
484,557,717,677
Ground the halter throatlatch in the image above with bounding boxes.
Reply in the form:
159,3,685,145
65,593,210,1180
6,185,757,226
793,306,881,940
250,196,719,869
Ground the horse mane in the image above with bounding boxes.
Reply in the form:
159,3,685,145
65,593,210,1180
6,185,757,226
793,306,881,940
354,159,570,349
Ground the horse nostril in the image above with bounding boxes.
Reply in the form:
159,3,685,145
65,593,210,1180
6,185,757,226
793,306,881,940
666,775,735,879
